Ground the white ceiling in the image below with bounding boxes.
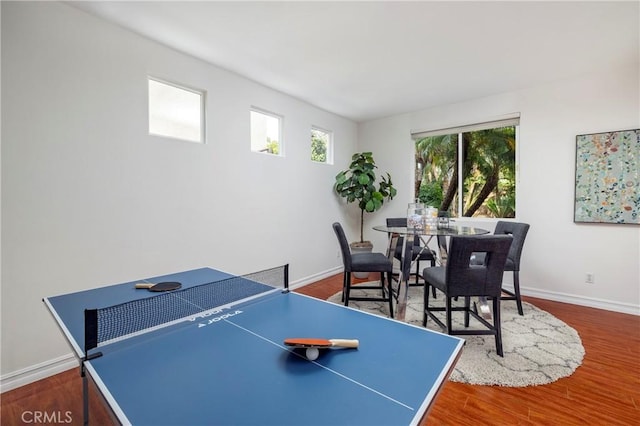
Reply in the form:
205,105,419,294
69,1,639,122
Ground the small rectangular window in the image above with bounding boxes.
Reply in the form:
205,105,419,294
250,108,282,155
148,77,205,143
311,127,333,164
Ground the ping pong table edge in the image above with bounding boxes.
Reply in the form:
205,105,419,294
411,344,463,425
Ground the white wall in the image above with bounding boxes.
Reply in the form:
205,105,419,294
1,2,358,386
359,64,640,315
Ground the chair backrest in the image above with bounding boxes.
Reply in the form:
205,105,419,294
494,221,530,269
445,235,512,297
386,217,418,246
386,217,407,228
332,222,353,272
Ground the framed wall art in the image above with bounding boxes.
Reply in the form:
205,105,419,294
574,129,639,224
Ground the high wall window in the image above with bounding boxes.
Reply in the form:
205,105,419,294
148,77,205,143
412,116,519,218
311,127,333,164
250,108,282,155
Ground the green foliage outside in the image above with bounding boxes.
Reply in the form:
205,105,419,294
266,138,279,155
311,129,327,162
418,180,443,208
486,193,515,218
415,127,516,218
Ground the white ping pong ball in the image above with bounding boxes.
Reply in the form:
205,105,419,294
306,347,319,361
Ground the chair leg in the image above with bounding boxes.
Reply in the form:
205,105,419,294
386,272,394,319
344,272,351,307
464,297,471,327
494,297,503,357
445,297,453,334
341,272,347,302
513,271,524,316
422,281,431,327
415,259,420,285
430,258,437,298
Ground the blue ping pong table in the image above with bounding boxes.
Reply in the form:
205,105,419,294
44,265,464,426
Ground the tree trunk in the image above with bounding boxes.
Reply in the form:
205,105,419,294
440,167,458,211
464,167,499,216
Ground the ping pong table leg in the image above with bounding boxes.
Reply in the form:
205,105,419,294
81,364,90,426
80,351,102,425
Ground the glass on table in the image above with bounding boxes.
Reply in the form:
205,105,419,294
407,200,424,230
421,207,438,230
437,213,450,229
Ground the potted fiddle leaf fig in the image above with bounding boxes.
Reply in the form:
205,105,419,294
334,152,397,250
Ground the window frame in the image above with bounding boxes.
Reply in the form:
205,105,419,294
310,125,333,164
412,115,520,219
147,76,206,143
250,107,284,156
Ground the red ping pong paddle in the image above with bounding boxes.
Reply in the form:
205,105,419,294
283,338,359,349
134,281,182,292
284,338,359,361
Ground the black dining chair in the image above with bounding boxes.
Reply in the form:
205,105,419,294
423,235,512,357
385,217,437,288
332,222,394,318
470,221,530,315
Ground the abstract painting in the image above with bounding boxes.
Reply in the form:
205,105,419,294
574,129,639,224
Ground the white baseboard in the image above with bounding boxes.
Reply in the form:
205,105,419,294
520,286,640,316
0,353,78,393
4,268,636,394
288,266,343,290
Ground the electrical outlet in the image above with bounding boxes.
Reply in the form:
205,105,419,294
585,273,595,284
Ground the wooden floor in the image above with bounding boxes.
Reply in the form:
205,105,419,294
2,273,639,425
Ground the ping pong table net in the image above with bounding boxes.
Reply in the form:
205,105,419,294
83,264,289,359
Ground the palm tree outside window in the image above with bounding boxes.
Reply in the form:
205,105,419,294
413,116,519,218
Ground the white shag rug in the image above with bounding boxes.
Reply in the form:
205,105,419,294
327,284,584,387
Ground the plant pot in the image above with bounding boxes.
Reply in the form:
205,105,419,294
350,242,373,279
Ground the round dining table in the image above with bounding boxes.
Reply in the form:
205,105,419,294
372,224,490,322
